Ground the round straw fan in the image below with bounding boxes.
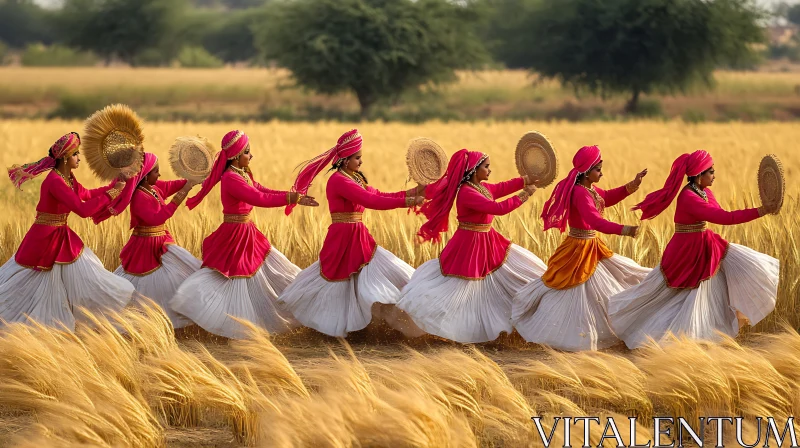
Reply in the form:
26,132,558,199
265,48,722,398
82,104,145,181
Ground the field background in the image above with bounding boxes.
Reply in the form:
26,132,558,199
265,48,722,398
0,69,799,446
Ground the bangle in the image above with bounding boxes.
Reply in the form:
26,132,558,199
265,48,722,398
517,191,530,203
106,188,121,200
286,192,293,205
405,195,415,207
294,194,303,204
625,181,639,194
171,190,188,206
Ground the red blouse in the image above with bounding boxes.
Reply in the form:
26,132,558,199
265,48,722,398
319,171,409,281
119,179,187,275
439,177,525,279
568,185,632,234
15,170,119,270
660,188,760,288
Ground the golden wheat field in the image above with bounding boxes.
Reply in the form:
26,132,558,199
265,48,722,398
0,119,799,447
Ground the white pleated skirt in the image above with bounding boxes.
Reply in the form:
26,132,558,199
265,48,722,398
277,246,424,338
114,245,201,329
608,243,779,349
169,248,301,340
0,247,137,331
396,244,547,343
511,254,651,351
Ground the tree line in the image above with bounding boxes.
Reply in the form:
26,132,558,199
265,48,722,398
0,0,783,116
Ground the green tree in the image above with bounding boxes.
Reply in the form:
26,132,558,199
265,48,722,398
787,3,800,26
202,9,261,63
504,0,766,113
59,0,187,65
0,0,54,48
255,0,488,117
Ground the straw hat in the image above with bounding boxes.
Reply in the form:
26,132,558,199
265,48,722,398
169,135,217,184
758,154,784,215
406,137,447,185
515,131,558,188
82,104,145,181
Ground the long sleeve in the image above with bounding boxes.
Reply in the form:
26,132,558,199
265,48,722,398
49,178,111,218
596,185,631,208
132,193,178,226
253,179,284,195
156,179,188,199
334,176,407,210
76,179,114,200
484,177,524,199
574,189,624,235
228,176,289,208
683,191,760,225
460,187,523,216
371,186,407,200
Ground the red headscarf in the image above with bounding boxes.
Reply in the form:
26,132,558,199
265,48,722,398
186,130,249,210
92,152,158,224
540,145,602,233
284,129,363,216
417,149,487,243
7,132,81,190
633,150,713,220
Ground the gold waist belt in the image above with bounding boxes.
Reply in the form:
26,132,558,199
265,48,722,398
331,212,363,223
34,212,69,227
458,222,492,232
223,213,251,224
569,228,597,239
132,224,168,237
675,222,707,233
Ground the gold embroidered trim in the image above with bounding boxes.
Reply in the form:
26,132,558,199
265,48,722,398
338,169,367,189
579,184,606,217
464,181,492,200
227,165,252,185
319,245,377,282
675,222,708,233
339,131,361,146
330,212,363,223
223,213,251,223
106,187,122,200
53,169,73,188
568,228,597,239
34,212,69,227
222,130,244,151
132,224,168,237
204,246,272,279
440,242,512,281
457,221,492,232
662,241,729,290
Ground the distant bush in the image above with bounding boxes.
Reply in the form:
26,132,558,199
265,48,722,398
131,48,172,67
21,44,97,67
48,94,109,119
0,41,11,66
177,46,223,68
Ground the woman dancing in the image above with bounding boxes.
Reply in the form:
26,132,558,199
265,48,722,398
0,132,137,330
608,150,780,348
170,130,318,339
94,152,200,328
277,129,426,338
511,145,651,351
396,149,546,343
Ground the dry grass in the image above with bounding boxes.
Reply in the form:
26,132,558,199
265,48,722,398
0,118,798,445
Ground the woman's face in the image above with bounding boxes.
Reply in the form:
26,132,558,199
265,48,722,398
345,151,363,172
65,151,80,170
146,164,160,186
236,145,252,168
586,161,603,183
697,166,715,188
474,157,491,182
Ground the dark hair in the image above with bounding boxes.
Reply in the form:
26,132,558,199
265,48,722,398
687,167,712,185
328,157,368,184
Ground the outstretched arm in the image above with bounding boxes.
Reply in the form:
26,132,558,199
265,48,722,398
156,179,189,199
575,189,625,235
460,187,525,216
228,176,290,208
50,178,116,218
684,192,761,225
484,177,525,199
335,177,410,210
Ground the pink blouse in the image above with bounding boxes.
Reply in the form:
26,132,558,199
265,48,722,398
439,177,525,279
568,184,632,234
320,172,409,281
15,170,119,270
661,188,760,288
119,179,187,275
201,169,290,278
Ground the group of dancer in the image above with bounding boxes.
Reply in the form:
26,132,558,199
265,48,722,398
0,128,781,351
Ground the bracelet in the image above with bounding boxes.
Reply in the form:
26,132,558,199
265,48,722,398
171,190,189,206
294,194,303,204
517,191,530,203
405,195,415,207
106,188,122,200
625,181,639,194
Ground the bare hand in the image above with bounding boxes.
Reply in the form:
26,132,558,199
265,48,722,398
414,196,424,206
299,195,319,207
522,175,538,185
631,169,648,188
523,184,537,195
117,171,133,182
113,181,125,191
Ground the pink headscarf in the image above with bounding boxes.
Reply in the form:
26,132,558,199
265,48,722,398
92,152,158,224
186,130,249,210
284,129,363,216
417,149,487,243
7,132,81,190
633,150,713,220
540,145,602,232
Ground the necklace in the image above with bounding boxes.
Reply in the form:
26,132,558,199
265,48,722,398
338,169,366,189
137,185,161,202
228,165,252,185
465,181,492,200
54,169,73,188
689,182,708,202
579,184,606,216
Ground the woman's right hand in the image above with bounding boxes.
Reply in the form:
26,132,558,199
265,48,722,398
113,181,125,191
523,184,537,195
299,195,319,207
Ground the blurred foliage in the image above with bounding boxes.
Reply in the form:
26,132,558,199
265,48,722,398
0,0,55,49
177,45,223,68
21,43,97,66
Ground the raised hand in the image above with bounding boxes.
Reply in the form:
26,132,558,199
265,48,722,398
631,169,648,188
523,184,537,195
414,196,424,206
522,175,539,186
299,195,319,207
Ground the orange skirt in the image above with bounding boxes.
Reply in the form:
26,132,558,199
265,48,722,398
541,236,614,290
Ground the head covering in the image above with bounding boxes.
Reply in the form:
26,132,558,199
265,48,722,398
92,153,158,224
417,149,487,243
7,132,81,190
633,150,713,220
540,145,602,233
186,130,250,210
284,129,363,216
